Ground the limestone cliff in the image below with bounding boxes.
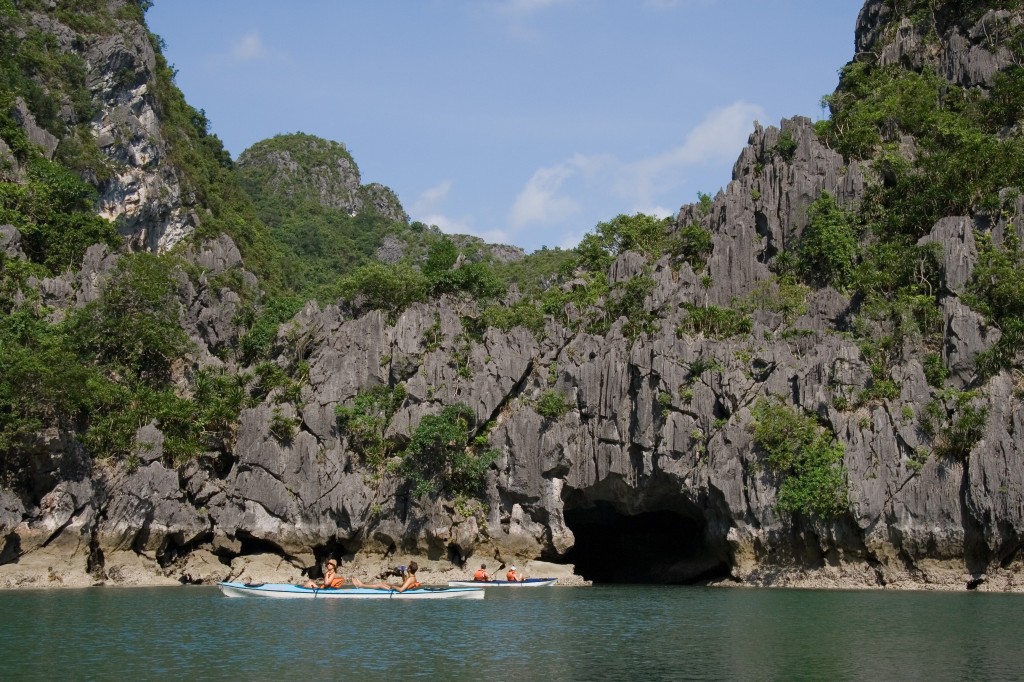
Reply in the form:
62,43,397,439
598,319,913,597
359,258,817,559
1,0,1022,590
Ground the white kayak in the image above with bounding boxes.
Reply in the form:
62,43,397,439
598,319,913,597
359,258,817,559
218,581,485,600
447,578,556,587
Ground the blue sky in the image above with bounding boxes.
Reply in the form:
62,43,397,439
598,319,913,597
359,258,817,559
146,0,864,253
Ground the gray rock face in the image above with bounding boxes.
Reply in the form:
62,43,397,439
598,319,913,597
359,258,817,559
11,98,58,159
86,14,197,252
10,2,197,252
856,0,1021,89
3,0,1023,590
359,183,409,224
0,224,24,259
683,117,868,307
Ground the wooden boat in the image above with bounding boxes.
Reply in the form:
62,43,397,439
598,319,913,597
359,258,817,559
447,578,556,587
218,581,485,599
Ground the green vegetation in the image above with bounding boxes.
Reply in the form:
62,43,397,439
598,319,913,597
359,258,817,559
0,252,254,483
336,388,496,498
336,261,429,321
817,59,1024,239
481,301,545,336
0,156,120,274
772,131,799,162
742,277,810,323
752,398,849,518
536,390,573,420
919,389,989,462
69,252,191,383
402,403,498,497
795,192,858,290
677,304,753,340
335,384,408,471
601,274,657,339
802,47,1024,390
577,213,713,273
965,233,1024,378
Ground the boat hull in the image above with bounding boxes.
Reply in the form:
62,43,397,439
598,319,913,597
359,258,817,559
447,578,556,587
218,582,485,599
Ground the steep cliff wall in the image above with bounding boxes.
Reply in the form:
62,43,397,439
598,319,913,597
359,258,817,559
1,0,1022,590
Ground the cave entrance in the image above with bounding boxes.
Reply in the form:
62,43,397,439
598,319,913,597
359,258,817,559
563,502,731,584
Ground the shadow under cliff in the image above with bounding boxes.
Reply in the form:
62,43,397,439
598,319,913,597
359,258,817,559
562,501,732,585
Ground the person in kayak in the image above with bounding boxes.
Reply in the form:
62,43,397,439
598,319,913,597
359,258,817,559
304,558,345,589
473,563,492,581
351,562,421,591
393,561,422,592
506,565,525,582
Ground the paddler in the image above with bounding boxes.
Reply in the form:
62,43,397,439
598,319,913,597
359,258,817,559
303,558,346,589
506,565,525,582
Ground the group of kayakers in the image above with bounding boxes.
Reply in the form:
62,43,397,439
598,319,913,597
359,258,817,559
303,559,422,592
302,558,526,590
473,562,525,582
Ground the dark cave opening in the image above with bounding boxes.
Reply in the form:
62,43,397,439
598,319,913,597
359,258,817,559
564,502,731,585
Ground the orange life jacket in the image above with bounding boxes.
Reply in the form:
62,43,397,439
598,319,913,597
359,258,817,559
506,571,518,581
323,575,345,589
474,570,489,581
409,580,421,589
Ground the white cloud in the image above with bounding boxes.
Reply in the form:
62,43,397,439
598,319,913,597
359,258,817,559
556,229,588,250
230,32,266,62
508,156,596,229
423,213,510,245
507,153,612,232
501,101,759,250
493,0,575,15
614,100,763,204
413,181,510,244
411,181,452,216
633,205,675,220
643,0,719,7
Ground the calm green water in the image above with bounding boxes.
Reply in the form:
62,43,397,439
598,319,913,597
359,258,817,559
0,585,1022,681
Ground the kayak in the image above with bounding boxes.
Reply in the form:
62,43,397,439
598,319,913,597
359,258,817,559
218,582,485,600
447,578,556,587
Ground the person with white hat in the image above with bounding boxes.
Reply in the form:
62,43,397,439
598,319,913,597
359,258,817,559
506,565,525,582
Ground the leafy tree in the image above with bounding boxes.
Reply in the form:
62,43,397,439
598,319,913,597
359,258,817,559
577,213,673,271
753,398,849,518
335,384,407,470
796,192,858,290
402,403,496,497
429,261,505,301
668,224,714,271
238,295,305,365
481,301,545,336
0,158,120,274
423,236,459,277
965,233,1024,377
0,305,101,485
68,252,191,383
337,261,428,320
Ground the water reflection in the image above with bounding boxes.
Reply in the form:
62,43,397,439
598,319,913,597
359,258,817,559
0,586,1022,680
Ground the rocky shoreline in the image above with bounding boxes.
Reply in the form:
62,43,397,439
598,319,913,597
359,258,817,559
4,546,1022,592
0,551,593,590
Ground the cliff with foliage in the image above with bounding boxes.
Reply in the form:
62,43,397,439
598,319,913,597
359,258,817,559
1,0,1022,590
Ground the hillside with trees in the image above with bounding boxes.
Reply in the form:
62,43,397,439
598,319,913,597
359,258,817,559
0,0,1022,590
